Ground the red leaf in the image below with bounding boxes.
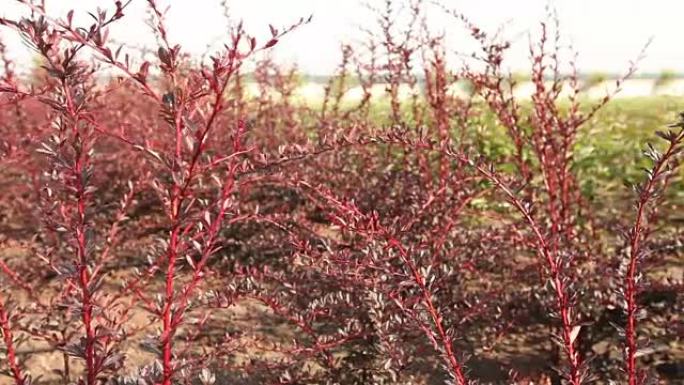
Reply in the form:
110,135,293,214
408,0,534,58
263,39,278,49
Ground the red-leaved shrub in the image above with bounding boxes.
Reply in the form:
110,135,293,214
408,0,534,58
0,1,681,385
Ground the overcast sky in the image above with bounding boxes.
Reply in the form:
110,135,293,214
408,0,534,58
1,0,682,76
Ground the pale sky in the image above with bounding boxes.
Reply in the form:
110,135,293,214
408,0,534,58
1,0,683,76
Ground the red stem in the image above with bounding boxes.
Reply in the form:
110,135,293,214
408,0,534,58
0,295,24,385
624,131,683,385
64,81,98,385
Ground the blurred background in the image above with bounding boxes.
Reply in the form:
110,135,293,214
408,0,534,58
2,0,684,81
